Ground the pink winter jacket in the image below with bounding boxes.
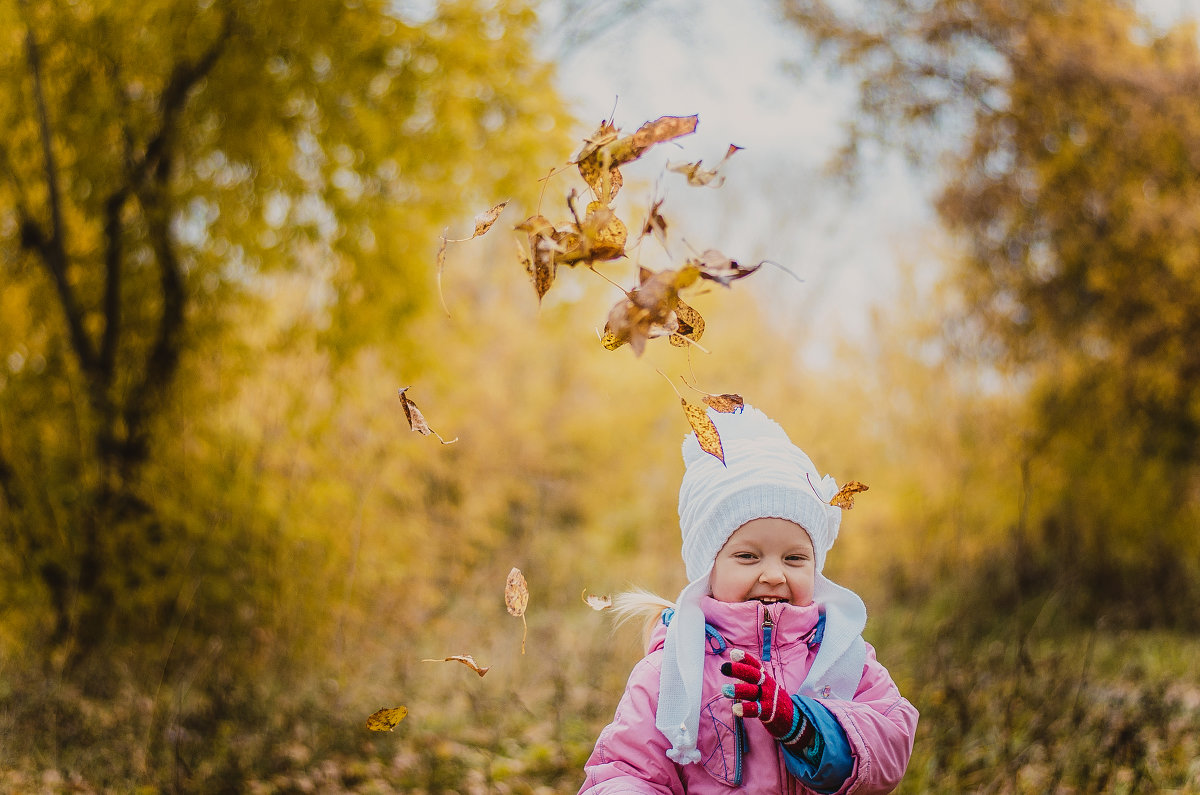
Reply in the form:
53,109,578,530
579,597,918,794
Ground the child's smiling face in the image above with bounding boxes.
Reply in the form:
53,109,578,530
709,517,816,606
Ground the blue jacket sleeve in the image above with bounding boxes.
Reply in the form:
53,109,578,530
780,695,854,794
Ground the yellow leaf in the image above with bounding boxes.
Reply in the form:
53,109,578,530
365,706,408,732
829,481,870,509
505,567,529,654
471,200,509,238
422,655,490,677
669,298,705,347
682,400,724,464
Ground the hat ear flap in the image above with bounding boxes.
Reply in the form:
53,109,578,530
680,432,708,467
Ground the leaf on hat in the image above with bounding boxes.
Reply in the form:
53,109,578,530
667,143,743,188
397,387,458,444
582,588,613,611
830,480,870,509
505,567,529,654
365,706,408,732
681,399,725,465
421,654,490,677
702,393,744,414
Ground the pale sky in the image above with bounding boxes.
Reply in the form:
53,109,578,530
550,0,1197,360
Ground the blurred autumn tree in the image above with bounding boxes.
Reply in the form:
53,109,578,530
780,0,1200,622
0,0,568,664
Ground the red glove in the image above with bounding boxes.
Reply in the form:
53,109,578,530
721,649,814,748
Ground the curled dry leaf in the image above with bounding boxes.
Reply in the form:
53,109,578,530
422,655,491,677
397,387,458,444
505,567,529,654
682,399,725,465
602,266,701,355
365,706,408,732
471,200,509,238
667,143,743,188
690,249,763,286
575,115,699,203
641,198,669,248
555,199,627,266
702,393,744,414
582,588,613,611
515,215,558,301
669,298,705,348
830,481,870,510
435,235,451,316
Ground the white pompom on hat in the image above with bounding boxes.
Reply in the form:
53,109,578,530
655,405,868,765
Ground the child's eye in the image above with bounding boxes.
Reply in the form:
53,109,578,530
733,552,757,561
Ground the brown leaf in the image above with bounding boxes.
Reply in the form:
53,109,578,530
669,298,705,347
365,706,408,732
667,143,742,188
702,393,744,413
505,567,529,654
602,266,699,356
471,200,508,238
625,115,701,160
690,249,763,286
516,215,559,301
682,399,724,464
397,387,458,444
422,655,491,677
582,588,613,611
575,115,698,202
829,481,870,510
554,200,627,266
641,199,669,248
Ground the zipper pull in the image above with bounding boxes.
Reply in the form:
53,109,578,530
761,606,774,662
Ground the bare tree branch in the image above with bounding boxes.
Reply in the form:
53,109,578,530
21,13,97,377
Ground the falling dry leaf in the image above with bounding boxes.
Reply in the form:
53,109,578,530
690,249,763,286
365,706,408,732
669,298,705,348
667,143,743,188
471,200,509,238
682,399,725,465
702,393,744,413
505,567,529,654
641,198,669,248
829,481,870,509
582,588,613,611
602,266,701,355
575,115,699,203
435,235,450,316
422,655,491,677
397,387,458,444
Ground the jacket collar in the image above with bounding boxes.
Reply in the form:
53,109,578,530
651,596,823,655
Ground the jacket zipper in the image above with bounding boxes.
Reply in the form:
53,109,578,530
761,604,774,662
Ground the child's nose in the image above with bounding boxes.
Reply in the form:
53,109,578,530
759,563,786,584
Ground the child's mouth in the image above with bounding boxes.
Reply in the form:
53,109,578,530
755,597,786,604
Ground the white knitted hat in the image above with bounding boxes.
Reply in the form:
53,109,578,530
656,405,868,764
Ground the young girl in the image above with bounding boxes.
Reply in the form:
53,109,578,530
579,406,918,794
